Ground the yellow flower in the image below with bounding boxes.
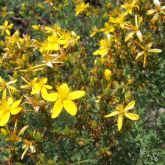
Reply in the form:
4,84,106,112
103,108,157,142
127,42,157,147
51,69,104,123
109,14,128,29
121,0,139,15
135,43,162,67
39,30,79,52
104,100,139,131
0,77,17,97
75,2,89,16
0,20,13,36
90,26,100,37
125,15,143,42
0,97,22,126
104,69,112,81
44,83,85,118
93,34,111,58
21,139,35,160
21,77,52,100
100,23,115,34
147,0,165,24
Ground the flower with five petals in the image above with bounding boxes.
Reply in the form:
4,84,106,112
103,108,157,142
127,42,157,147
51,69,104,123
43,83,85,118
104,100,139,131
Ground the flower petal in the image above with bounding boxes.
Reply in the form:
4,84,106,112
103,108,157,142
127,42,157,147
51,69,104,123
63,100,77,116
117,115,123,131
125,112,139,120
124,100,135,111
56,83,70,96
0,111,10,126
146,9,156,15
125,31,135,42
69,90,86,100
143,53,147,67
135,51,144,60
44,85,53,89
41,88,58,102
11,98,22,109
136,30,143,42
11,107,22,115
8,97,14,105
151,13,159,24
40,77,47,85
31,85,40,94
148,49,162,53
51,99,63,118
104,111,119,118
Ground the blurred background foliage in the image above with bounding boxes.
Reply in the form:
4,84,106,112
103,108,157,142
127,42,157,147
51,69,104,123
0,0,165,164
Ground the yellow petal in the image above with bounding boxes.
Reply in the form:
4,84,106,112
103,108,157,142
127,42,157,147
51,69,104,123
0,128,8,136
41,88,58,102
6,29,10,35
44,85,53,89
148,49,162,53
151,13,159,24
143,53,147,67
93,48,108,57
59,39,68,45
69,90,86,100
46,43,60,51
124,100,135,111
18,125,29,136
125,31,135,42
104,111,119,118
31,84,40,94
4,20,8,26
40,77,47,85
125,112,139,120
117,115,123,131
11,107,22,115
0,111,10,126
63,100,77,116
7,97,14,105
11,98,22,108
2,89,7,99
146,9,156,15
51,99,63,118
136,30,143,42
135,51,144,60
57,83,70,96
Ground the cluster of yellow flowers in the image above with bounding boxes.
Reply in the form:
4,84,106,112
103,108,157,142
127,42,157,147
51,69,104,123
89,0,164,130
92,0,163,67
0,22,84,130
0,2,164,156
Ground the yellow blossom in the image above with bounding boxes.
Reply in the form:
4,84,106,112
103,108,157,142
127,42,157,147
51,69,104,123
0,20,13,36
75,2,89,16
0,96,22,126
44,83,85,118
147,0,165,24
100,23,115,34
104,69,112,81
105,100,139,131
21,139,35,160
109,14,128,29
90,26,100,37
21,77,52,100
125,15,143,42
0,77,17,97
93,34,111,58
121,0,139,15
135,43,162,67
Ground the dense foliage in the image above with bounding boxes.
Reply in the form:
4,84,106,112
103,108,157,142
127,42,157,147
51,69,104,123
0,0,165,164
